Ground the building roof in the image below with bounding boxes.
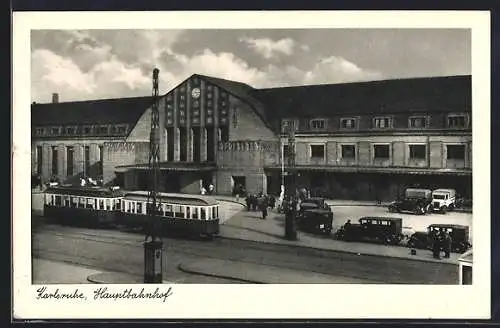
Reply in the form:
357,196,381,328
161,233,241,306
194,74,272,129
31,96,153,126
252,75,471,122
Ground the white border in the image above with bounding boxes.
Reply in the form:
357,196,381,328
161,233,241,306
13,10,491,319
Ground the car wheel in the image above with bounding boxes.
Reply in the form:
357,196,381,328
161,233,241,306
441,206,448,214
324,226,332,235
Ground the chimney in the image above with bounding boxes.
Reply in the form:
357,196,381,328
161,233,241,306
52,93,59,103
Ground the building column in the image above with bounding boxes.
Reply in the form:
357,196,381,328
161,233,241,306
42,144,51,180
57,144,65,181
200,80,207,162
174,128,180,161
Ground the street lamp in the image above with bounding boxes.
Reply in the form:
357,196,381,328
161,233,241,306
282,120,298,241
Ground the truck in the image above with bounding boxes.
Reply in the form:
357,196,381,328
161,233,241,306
388,188,433,215
430,188,457,214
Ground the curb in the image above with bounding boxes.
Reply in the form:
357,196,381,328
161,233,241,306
177,263,264,284
214,234,459,266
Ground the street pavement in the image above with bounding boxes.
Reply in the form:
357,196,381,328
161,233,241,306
33,224,458,284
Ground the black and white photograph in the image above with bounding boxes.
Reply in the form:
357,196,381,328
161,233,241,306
13,11,491,319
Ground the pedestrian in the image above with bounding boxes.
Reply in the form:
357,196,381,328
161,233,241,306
442,230,452,258
432,230,441,259
260,197,268,220
245,196,251,211
208,184,214,195
200,186,207,195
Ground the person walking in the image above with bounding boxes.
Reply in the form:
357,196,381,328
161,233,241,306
432,230,441,259
442,230,452,258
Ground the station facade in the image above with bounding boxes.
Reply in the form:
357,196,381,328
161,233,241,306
32,74,472,201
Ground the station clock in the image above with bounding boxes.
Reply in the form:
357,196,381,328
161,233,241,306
191,87,201,99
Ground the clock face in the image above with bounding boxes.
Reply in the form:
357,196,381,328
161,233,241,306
191,88,201,99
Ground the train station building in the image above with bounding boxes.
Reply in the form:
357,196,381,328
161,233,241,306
31,74,472,201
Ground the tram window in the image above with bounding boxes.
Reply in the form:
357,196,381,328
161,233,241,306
86,198,95,209
78,197,85,208
71,197,78,208
186,207,191,219
193,207,199,219
55,196,62,207
63,196,70,207
174,205,183,218
98,199,104,210
215,206,219,218
165,205,172,216
116,200,121,211
201,208,206,220
137,202,142,214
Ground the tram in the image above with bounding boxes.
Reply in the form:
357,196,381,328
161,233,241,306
43,185,124,227
117,191,220,238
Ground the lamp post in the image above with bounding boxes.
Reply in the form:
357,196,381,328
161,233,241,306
144,68,164,283
282,121,298,241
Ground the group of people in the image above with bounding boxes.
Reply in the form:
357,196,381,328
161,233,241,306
200,184,215,196
245,192,276,220
431,228,452,259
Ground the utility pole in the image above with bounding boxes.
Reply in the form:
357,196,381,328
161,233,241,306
282,120,298,241
144,68,164,283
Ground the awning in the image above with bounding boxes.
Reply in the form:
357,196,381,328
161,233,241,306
115,161,217,173
265,165,472,176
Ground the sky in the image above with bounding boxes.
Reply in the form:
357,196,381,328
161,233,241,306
30,29,471,103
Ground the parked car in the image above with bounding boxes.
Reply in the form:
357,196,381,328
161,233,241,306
388,188,432,215
296,208,333,235
299,197,331,212
430,189,457,214
407,224,471,253
334,217,405,245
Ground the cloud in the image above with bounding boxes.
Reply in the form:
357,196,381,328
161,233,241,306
239,37,296,59
31,30,383,102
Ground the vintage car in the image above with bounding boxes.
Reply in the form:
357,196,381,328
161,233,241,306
299,197,331,211
388,188,433,215
296,208,334,235
334,217,405,245
407,224,471,253
430,189,457,214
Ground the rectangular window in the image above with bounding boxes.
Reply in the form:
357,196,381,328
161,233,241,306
373,144,390,159
373,117,392,129
97,126,108,134
117,125,127,134
36,146,43,175
409,145,426,159
448,114,467,128
409,116,428,128
84,146,90,175
51,146,58,176
51,127,61,135
98,145,104,176
83,126,92,135
340,118,356,129
219,126,229,142
310,119,326,130
310,145,325,158
64,126,76,135
447,145,466,160
341,145,356,159
66,146,74,176
281,119,298,133
36,127,45,136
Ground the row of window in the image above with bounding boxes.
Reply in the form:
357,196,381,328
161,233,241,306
285,143,468,161
44,194,219,221
285,113,469,132
122,200,219,220
35,145,102,177
34,124,128,137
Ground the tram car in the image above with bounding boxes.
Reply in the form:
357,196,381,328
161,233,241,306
117,191,220,238
43,185,124,227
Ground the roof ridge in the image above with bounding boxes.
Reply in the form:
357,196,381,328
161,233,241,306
32,95,153,106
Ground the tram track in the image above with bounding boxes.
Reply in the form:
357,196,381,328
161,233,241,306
33,224,458,284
